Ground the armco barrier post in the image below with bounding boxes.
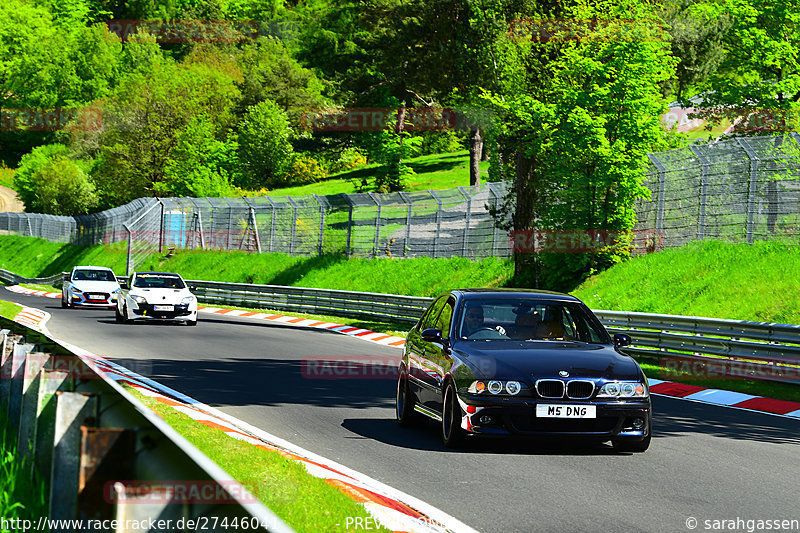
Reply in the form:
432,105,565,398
17,352,48,461
50,391,98,524
7,342,33,436
35,368,70,486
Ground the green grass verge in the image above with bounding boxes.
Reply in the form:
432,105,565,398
266,151,489,197
125,386,390,533
572,239,800,324
0,300,22,320
0,411,48,525
0,235,513,297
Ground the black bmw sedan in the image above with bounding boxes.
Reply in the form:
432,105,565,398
396,289,651,452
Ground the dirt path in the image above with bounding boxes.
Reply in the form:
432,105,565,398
0,186,23,212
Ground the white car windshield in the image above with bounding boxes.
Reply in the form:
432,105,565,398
133,275,185,289
74,269,117,282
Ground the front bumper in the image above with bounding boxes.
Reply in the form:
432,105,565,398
130,303,195,320
71,294,117,307
458,391,650,438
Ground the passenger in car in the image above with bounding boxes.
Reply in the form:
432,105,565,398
513,311,541,339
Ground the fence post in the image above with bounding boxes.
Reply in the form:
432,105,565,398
345,197,354,257
287,197,298,256
265,196,276,253
368,193,382,258
157,199,165,253
313,195,325,256
123,223,133,276
737,138,759,244
457,187,472,257
430,191,443,258
488,184,501,257
647,154,667,235
399,191,412,257
689,146,709,241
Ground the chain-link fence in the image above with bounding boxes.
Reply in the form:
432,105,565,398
2,134,800,270
636,133,800,248
157,183,510,261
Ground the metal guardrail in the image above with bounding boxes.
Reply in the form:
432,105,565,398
0,268,63,286
2,269,798,383
189,281,800,383
0,318,294,532
188,280,433,324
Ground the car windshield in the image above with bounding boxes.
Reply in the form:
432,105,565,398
74,269,117,282
457,298,610,344
132,275,185,289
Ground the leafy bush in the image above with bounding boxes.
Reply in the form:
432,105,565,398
236,100,295,189
333,147,368,173
14,144,98,215
288,155,327,185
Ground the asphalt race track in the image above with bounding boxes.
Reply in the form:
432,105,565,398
4,289,799,533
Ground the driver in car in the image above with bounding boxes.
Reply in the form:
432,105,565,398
462,304,485,337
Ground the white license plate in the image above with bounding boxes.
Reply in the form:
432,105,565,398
536,404,596,418
89,294,105,300
154,305,173,311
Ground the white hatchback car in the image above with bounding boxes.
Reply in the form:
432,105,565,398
116,271,198,326
62,266,121,309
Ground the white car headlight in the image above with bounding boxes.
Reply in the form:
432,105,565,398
70,287,83,294
132,295,147,305
180,296,195,306
597,381,648,398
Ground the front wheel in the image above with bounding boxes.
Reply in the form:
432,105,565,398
441,382,465,448
396,372,422,427
186,318,197,326
115,305,124,323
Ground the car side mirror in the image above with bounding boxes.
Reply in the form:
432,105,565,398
421,328,443,342
188,285,197,292
119,280,129,289
63,272,70,281
614,333,632,348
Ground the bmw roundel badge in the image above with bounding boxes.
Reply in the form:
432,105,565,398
559,370,569,377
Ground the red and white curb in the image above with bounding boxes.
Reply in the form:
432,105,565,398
5,284,61,299
13,306,50,332
647,378,800,419
1,286,409,348
197,306,407,348
51,343,477,533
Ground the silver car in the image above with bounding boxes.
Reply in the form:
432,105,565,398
116,271,198,326
62,266,121,309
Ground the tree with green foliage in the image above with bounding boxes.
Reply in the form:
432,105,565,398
485,0,677,291
237,100,295,189
690,0,800,132
13,144,98,215
93,60,239,205
158,117,238,197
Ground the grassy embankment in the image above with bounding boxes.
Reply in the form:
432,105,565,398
265,151,488,197
125,386,391,533
2,235,798,402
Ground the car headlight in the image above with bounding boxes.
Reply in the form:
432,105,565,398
468,380,523,396
112,288,121,294
70,287,83,294
596,381,648,398
132,295,147,305
180,296,195,306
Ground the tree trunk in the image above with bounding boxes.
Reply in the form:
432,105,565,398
469,126,483,186
513,152,540,286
